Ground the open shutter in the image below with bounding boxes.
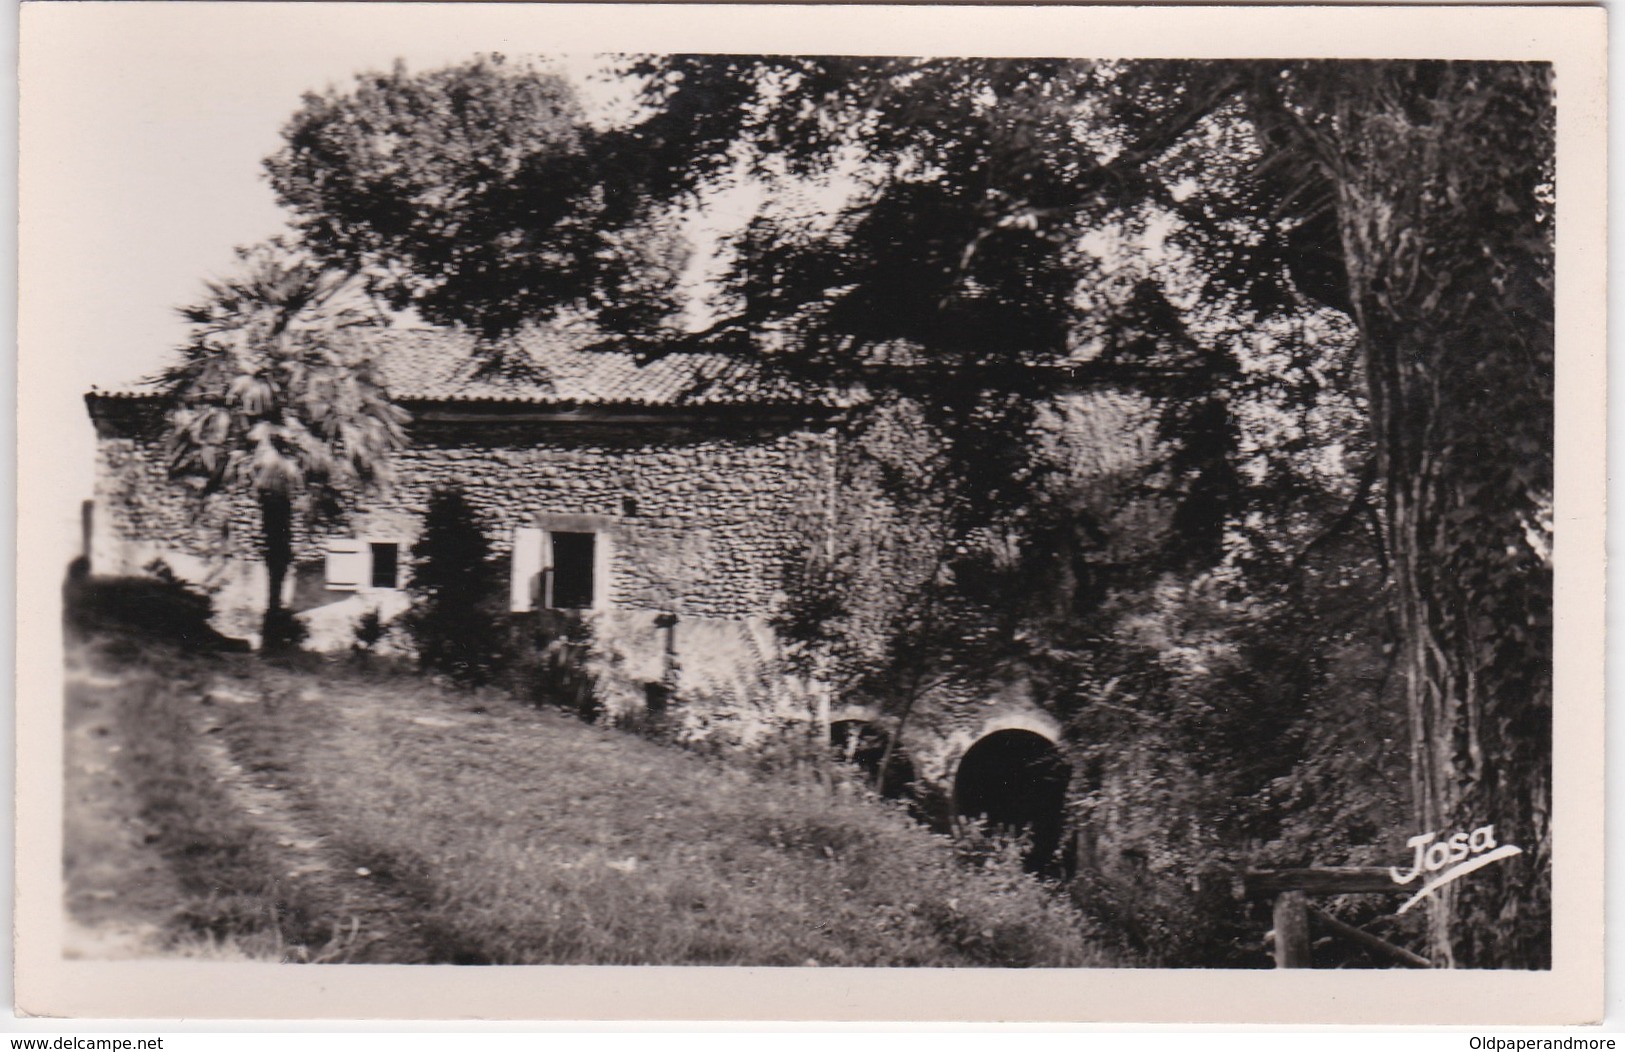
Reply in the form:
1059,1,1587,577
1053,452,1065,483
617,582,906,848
324,539,367,591
592,531,613,610
510,526,545,612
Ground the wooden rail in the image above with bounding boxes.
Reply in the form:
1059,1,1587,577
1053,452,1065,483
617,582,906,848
1243,866,1432,969
1243,866,1400,896
1308,905,1432,968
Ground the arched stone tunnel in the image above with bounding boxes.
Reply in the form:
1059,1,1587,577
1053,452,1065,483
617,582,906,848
829,718,917,799
952,728,1071,874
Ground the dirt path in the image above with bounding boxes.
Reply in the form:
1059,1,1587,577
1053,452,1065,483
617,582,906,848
62,658,206,959
63,643,438,963
193,676,440,963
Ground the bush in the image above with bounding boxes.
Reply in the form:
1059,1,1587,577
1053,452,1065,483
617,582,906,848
349,607,400,668
500,610,602,720
1046,560,1412,966
403,490,505,686
261,607,309,654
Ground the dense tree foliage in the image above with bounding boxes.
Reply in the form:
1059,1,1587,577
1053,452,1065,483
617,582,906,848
260,56,1553,967
266,55,687,343
161,240,408,649
634,56,1553,969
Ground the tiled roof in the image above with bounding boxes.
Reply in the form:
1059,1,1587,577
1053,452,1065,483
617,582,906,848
88,327,848,410
371,329,836,407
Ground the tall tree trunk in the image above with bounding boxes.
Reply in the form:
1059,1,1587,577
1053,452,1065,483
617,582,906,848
1325,63,1554,968
259,490,295,652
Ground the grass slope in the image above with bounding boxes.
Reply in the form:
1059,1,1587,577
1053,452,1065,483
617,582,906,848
71,641,363,960
79,637,1112,967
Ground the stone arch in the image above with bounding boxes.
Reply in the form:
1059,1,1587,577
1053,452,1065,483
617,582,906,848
974,711,1062,745
829,718,916,799
952,728,1071,872
827,704,884,727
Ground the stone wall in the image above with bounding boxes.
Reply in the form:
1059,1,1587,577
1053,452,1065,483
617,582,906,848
90,406,275,640
89,401,839,650
369,418,839,620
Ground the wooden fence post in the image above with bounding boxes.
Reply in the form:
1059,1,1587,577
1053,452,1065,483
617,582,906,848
1273,890,1312,968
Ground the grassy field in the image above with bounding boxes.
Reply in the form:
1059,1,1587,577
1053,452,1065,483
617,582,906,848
66,634,1114,967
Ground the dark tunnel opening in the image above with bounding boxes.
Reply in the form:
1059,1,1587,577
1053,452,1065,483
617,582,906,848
953,729,1071,874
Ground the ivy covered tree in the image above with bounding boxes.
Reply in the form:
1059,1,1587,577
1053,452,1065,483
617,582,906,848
1257,63,1554,969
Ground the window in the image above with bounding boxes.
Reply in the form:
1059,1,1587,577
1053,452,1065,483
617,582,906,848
510,522,609,613
369,542,399,589
548,531,595,609
325,538,401,591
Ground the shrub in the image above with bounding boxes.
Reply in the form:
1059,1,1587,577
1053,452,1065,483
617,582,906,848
261,606,309,653
501,610,602,720
354,607,387,649
403,490,505,686
350,607,404,668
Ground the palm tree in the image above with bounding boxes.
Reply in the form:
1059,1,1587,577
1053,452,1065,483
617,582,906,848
160,239,408,650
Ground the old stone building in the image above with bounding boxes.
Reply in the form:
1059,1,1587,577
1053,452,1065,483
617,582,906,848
85,327,1130,865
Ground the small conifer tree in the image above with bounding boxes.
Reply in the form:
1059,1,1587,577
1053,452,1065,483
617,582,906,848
405,489,503,685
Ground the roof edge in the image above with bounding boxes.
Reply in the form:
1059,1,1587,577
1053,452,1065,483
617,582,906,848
84,389,847,426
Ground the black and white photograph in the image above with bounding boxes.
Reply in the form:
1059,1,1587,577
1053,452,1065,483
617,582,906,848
15,2,1606,1024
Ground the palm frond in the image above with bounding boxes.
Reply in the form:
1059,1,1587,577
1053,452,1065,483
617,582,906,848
162,239,407,514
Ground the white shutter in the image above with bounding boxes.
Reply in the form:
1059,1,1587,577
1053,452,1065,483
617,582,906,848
324,539,367,591
510,526,546,612
592,531,613,610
